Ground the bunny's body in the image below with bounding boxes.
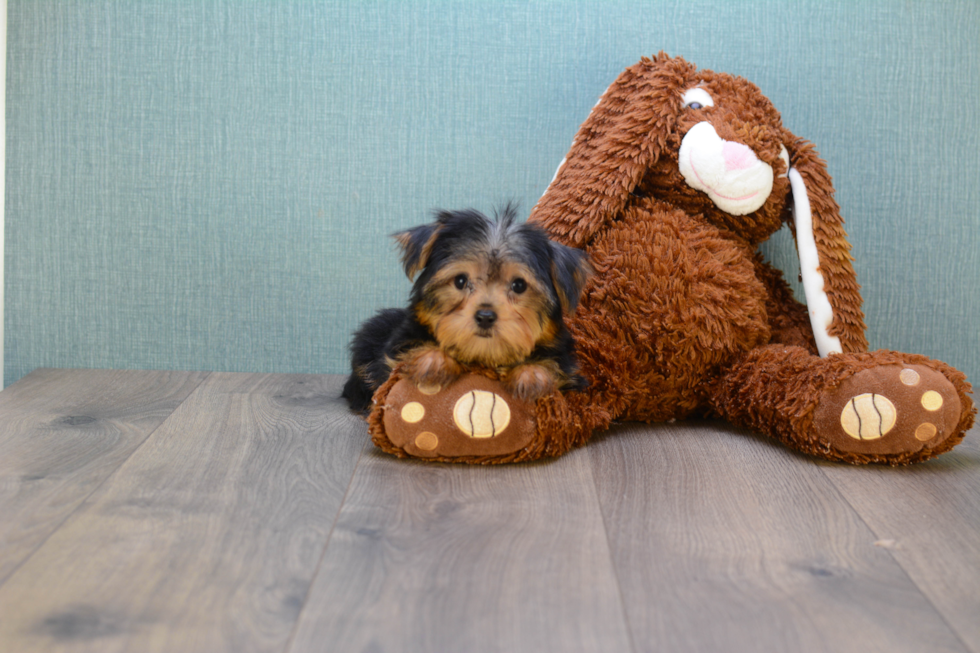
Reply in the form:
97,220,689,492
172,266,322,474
528,54,973,464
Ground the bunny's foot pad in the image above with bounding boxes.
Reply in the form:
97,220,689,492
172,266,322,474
378,375,537,460
813,364,963,459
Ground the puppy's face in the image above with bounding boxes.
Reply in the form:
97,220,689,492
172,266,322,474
395,206,590,368
417,251,556,367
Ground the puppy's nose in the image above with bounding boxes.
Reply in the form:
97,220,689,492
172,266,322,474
474,309,497,329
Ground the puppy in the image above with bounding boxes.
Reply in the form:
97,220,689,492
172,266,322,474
342,205,591,413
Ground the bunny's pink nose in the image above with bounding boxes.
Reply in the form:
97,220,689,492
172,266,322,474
722,141,758,171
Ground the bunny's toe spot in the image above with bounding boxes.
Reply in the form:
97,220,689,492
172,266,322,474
899,368,920,386
914,422,937,441
414,432,439,450
401,402,425,423
921,391,943,411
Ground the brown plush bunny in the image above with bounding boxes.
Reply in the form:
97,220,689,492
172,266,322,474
368,53,974,465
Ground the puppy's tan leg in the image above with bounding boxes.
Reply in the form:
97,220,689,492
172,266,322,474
504,360,563,401
401,344,463,391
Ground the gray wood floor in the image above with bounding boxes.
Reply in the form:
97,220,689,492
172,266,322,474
0,368,977,653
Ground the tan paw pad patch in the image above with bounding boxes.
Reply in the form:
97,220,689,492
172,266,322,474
899,368,920,386
840,393,897,440
453,390,511,438
921,391,943,412
400,402,425,423
414,431,439,450
914,423,937,441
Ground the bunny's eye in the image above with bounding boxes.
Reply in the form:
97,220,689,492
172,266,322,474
682,87,715,110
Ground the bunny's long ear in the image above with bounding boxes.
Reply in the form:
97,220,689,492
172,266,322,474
786,140,868,355
530,54,696,247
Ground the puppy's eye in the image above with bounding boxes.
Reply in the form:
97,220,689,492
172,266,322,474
511,278,527,294
453,274,468,290
687,102,703,110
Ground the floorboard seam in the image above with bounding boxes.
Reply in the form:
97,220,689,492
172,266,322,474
815,465,975,653
282,436,371,653
0,370,212,589
587,441,640,653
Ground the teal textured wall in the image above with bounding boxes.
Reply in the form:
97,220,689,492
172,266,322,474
5,0,979,386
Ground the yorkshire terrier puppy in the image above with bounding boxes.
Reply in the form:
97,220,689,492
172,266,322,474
342,205,591,413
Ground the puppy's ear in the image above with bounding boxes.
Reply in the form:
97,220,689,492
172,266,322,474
531,53,696,247
392,223,441,280
549,242,592,314
785,138,868,355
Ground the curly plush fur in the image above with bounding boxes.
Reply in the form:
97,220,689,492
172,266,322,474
527,53,973,464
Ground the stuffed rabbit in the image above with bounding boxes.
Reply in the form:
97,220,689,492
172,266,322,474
367,53,974,465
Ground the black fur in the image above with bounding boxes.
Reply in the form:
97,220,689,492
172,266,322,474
341,206,589,414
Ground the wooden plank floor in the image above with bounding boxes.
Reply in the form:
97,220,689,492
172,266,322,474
0,369,977,653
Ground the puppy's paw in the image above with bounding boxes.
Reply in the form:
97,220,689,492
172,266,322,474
504,362,561,402
403,345,462,392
